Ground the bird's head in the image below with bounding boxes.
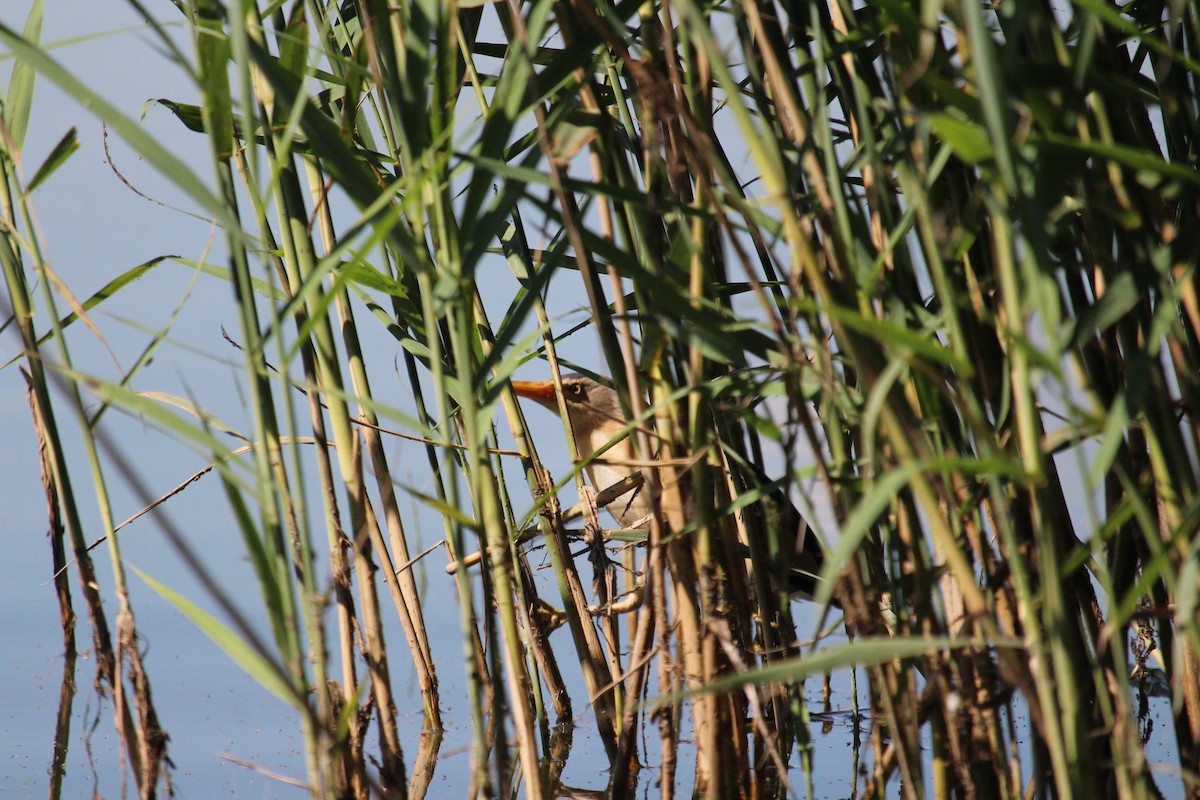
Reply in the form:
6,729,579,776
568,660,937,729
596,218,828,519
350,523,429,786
510,374,625,440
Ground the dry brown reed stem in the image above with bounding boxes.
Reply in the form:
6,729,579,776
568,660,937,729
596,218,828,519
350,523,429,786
516,558,572,720
231,56,357,787
477,457,545,799
299,155,441,724
499,0,627,756
461,297,553,797
287,34,439,791
481,375,573,730
654,533,678,800
5,250,157,795
498,325,622,752
278,277,365,793
406,731,442,800
312,442,365,795
27,370,78,798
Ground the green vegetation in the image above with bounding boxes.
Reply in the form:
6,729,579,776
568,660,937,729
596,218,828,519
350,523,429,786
2,0,1198,797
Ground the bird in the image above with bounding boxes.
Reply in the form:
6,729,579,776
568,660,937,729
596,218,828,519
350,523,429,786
510,373,830,601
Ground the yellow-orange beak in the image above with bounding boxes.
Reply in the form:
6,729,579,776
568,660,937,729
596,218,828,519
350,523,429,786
510,380,558,402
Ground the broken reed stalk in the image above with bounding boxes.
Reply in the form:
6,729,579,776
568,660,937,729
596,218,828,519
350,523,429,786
2,139,164,794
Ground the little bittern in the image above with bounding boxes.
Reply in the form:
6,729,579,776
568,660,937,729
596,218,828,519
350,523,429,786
511,373,829,600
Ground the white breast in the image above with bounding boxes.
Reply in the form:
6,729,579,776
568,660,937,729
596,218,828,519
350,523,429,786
575,427,650,528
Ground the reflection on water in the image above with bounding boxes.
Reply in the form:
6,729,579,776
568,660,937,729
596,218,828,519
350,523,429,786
6,523,1187,800
15,621,1188,800
47,624,75,798
18,592,856,797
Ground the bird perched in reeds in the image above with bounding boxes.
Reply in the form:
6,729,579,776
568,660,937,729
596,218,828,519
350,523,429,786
510,373,829,601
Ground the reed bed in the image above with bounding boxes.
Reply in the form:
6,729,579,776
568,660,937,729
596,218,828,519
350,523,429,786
2,0,1199,797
